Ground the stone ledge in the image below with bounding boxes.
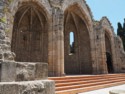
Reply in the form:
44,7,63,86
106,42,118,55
0,80,55,94
1,62,48,82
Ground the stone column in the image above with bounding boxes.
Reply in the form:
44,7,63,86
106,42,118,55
93,25,107,74
100,30,108,74
53,7,65,76
91,27,99,74
48,3,65,76
95,26,108,74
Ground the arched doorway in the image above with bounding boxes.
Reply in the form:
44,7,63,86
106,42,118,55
11,3,48,62
106,52,113,73
64,5,92,75
105,33,114,73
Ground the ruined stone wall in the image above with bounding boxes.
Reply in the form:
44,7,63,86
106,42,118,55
94,17,125,74
93,21,106,74
0,0,125,78
0,0,15,68
6,0,94,76
0,1,55,94
100,17,124,73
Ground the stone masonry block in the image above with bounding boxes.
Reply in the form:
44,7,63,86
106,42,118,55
1,62,48,82
0,80,55,94
1,61,16,82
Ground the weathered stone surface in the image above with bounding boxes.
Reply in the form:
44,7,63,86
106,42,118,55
0,1,55,94
1,61,16,82
0,0,125,77
109,90,125,94
0,80,55,94
0,0,125,94
1,62,48,82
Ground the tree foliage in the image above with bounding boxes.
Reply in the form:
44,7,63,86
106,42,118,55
117,19,125,50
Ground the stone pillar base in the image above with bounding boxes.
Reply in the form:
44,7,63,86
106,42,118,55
1,62,48,82
0,80,55,94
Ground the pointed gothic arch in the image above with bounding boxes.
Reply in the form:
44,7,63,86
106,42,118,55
99,17,116,74
11,2,49,62
64,4,92,74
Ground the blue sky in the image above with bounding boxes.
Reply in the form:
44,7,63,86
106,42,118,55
86,0,125,34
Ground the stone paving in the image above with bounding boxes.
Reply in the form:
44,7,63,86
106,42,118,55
79,84,125,94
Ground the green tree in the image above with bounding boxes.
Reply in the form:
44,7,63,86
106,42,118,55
117,22,123,36
123,19,125,32
117,19,125,50
123,19,125,50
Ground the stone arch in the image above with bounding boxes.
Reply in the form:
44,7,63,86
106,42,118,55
7,0,52,39
11,1,51,62
100,17,115,37
10,0,51,18
62,0,93,34
64,4,92,74
100,17,116,73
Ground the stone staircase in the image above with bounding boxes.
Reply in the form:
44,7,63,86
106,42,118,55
49,74,125,94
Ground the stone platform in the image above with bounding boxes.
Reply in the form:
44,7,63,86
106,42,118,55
0,80,55,94
0,62,55,94
80,84,125,94
1,62,48,82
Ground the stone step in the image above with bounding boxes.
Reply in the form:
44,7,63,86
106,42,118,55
56,79,125,91
49,74,125,94
54,76,125,84
56,81,125,94
55,77,125,87
49,75,125,83
49,74,124,81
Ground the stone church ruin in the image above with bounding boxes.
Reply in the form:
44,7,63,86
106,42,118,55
0,0,125,94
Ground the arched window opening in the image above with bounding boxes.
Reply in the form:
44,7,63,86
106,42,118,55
69,32,75,55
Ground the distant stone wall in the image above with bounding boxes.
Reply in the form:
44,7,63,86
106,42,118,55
94,17,125,73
